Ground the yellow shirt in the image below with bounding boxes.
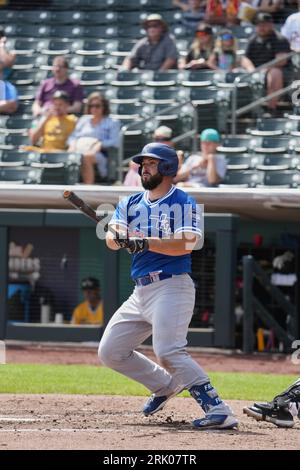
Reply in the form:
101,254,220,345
43,114,77,151
72,301,104,325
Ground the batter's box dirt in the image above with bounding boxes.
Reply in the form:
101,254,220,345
0,394,298,450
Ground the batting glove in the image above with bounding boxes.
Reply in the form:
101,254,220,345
126,238,149,254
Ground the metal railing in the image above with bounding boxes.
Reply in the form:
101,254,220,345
116,51,300,179
231,51,299,135
242,255,296,354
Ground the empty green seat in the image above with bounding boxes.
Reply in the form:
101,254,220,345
0,150,40,167
32,152,82,185
0,167,42,184
256,154,298,171
220,170,264,188
217,137,251,154
248,118,287,136
262,170,300,188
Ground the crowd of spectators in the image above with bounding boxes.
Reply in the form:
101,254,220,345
0,1,299,186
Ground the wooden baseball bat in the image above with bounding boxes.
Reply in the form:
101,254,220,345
63,190,118,236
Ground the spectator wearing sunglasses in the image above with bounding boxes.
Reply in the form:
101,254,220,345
68,92,120,184
208,30,254,71
179,23,215,69
122,14,178,71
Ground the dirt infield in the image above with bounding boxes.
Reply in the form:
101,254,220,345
2,344,299,450
6,343,299,374
0,394,299,450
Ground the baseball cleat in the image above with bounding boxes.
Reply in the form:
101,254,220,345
243,404,295,428
142,394,172,416
192,414,238,430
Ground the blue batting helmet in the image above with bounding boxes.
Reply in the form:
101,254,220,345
132,142,178,177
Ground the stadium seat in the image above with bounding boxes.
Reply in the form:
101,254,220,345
105,87,147,104
171,24,193,38
110,103,149,121
15,102,34,116
71,70,116,86
251,136,290,154
111,71,151,87
49,10,87,25
83,11,119,25
0,167,43,184
145,71,183,87
285,119,300,136
12,55,38,70
120,11,146,24
13,38,49,55
31,152,82,185
0,117,32,134
231,24,255,38
2,134,30,150
17,10,52,24
159,10,183,24
0,10,19,23
105,39,135,57
224,154,261,171
12,24,51,37
72,39,106,56
138,0,174,10
217,136,251,154
50,25,85,38
118,25,144,38
248,118,287,136
144,87,189,105
290,138,300,153
10,70,48,86
0,150,40,167
40,39,74,55
220,170,264,188
256,154,299,171
262,170,300,188
83,25,118,38
69,55,118,71
18,85,41,101
190,88,230,133
182,70,218,88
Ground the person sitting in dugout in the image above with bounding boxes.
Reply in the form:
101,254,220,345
71,277,104,325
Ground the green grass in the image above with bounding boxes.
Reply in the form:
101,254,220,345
0,364,297,401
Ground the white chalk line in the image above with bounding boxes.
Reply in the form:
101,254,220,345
0,428,114,433
0,417,43,423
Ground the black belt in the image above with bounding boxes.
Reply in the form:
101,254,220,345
134,273,173,287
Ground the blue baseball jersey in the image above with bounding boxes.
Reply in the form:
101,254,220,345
109,185,202,279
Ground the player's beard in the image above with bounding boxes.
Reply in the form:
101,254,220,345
141,172,163,190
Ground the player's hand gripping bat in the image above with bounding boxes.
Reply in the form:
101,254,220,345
62,190,148,254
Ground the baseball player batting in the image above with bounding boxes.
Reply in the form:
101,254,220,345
98,142,238,430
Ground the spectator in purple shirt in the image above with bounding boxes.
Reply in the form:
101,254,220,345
32,56,84,117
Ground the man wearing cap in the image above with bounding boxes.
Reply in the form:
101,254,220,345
245,12,292,112
122,14,178,71
28,90,77,152
99,142,238,430
32,56,84,117
71,277,104,325
174,128,226,187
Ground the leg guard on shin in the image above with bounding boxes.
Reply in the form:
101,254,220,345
189,382,223,414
